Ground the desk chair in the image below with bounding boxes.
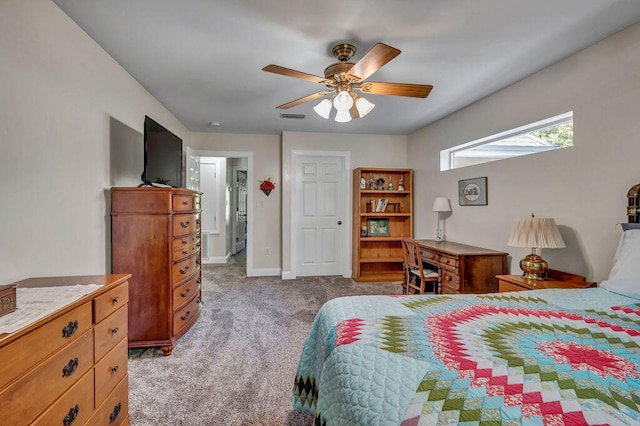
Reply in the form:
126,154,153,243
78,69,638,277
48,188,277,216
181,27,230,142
401,238,440,294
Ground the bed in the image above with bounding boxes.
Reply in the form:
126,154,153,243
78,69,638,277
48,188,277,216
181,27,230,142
292,229,640,425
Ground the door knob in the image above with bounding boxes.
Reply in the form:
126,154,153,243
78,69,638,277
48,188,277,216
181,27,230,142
337,220,342,225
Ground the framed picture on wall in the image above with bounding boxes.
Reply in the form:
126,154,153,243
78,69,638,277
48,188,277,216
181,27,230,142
367,219,389,236
458,177,487,206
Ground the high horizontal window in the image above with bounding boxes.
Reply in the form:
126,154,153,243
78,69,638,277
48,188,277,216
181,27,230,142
441,112,573,171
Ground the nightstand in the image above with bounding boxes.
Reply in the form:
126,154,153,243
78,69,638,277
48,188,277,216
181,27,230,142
497,269,596,292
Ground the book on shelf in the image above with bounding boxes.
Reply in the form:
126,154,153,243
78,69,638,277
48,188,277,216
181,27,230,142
375,198,388,212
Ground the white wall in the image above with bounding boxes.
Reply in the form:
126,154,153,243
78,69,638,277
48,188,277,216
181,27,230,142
0,0,190,285
408,22,640,283
281,131,408,277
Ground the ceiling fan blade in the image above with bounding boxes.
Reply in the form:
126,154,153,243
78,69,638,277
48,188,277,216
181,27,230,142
356,81,433,98
347,43,401,81
262,64,329,84
276,91,330,109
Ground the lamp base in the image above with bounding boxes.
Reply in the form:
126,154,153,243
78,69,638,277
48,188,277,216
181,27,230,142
519,253,548,280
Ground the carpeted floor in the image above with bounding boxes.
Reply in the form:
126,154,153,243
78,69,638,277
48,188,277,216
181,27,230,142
128,253,402,425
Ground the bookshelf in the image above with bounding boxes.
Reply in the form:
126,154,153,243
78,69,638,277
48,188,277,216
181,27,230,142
352,168,412,282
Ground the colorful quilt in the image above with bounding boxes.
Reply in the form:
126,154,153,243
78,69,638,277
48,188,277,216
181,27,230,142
292,289,640,425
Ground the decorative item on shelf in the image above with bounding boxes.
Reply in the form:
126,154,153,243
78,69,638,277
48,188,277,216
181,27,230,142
432,197,451,242
259,177,275,196
369,173,376,190
398,176,404,191
458,177,487,206
368,218,389,236
360,177,367,190
388,176,394,190
377,177,385,190
507,214,566,280
361,226,367,237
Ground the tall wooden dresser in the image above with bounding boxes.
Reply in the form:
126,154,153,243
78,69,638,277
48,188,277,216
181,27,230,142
0,274,131,425
111,187,202,356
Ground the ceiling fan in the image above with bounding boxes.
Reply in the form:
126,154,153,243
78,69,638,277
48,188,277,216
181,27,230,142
262,42,433,123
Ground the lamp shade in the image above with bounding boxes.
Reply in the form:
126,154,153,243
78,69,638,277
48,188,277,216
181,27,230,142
355,96,375,117
507,216,566,249
333,91,353,111
313,99,332,119
334,109,352,123
432,197,451,213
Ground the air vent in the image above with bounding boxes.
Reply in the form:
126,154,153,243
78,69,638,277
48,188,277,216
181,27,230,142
280,113,306,120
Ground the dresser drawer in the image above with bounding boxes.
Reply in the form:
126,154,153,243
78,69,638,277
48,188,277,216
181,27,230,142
438,254,459,270
94,305,128,361
172,240,200,262
440,269,460,294
0,303,92,390
173,274,201,310
0,329,94,425
172,256,199,285
173,194,196,211
32,369,94,426
421,250,438,263
172,233,200,251
93,281,129,324
88,375,129,426
95,338,128,405
173,295,200,336
173,213,199,237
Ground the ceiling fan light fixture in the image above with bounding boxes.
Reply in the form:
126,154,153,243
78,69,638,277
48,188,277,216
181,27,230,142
355,96,375,117
333,90,353,112
313,99,332,119
334,109,352,123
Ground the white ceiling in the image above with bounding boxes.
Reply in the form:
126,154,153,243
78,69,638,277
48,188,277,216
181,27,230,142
53,0,640,135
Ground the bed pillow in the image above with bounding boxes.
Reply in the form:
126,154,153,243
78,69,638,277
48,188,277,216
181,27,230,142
600,229,640,298
621,223,640,231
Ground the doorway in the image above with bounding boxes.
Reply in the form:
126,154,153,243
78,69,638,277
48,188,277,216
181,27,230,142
187,149,253,276
232,168,247,254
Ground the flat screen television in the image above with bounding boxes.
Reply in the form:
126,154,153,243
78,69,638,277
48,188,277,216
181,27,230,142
141,116,183,187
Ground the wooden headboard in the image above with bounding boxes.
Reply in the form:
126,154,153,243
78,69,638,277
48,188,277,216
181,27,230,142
627,184,640,223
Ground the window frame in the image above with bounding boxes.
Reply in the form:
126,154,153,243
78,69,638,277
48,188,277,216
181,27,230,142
440,111,573,171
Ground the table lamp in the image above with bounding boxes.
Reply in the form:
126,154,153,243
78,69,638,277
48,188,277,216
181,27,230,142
432,197,451,242
507,214,565,280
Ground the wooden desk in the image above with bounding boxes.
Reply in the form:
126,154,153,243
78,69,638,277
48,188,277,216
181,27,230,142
416,240,508,294
497,269,596,292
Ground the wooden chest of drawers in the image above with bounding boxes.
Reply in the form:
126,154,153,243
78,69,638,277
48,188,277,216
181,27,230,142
417,240,508,294
0,274,131,425
111,187,202,356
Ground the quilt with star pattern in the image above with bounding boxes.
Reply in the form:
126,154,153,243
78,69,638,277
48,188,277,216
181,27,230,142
292,288,640,425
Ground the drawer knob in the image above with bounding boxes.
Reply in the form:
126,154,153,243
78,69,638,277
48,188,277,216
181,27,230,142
62,320,79,338
180,289,191,298
445,275,452,282
180,221,190,228
111,365,119,374
180,311,191,321
111,327,119,335
182,201,188,205
62,357,79,377
109,402,122,423
179,266,190,275
182,250,188,255
182,240,188,245
63,404,80,425
112,297,120,304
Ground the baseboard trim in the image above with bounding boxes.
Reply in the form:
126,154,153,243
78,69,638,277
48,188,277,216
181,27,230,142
202,255,229,265
281,270,295,280
247,267,281,277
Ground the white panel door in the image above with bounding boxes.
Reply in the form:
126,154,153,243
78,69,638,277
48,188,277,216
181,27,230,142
293,155,346,276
